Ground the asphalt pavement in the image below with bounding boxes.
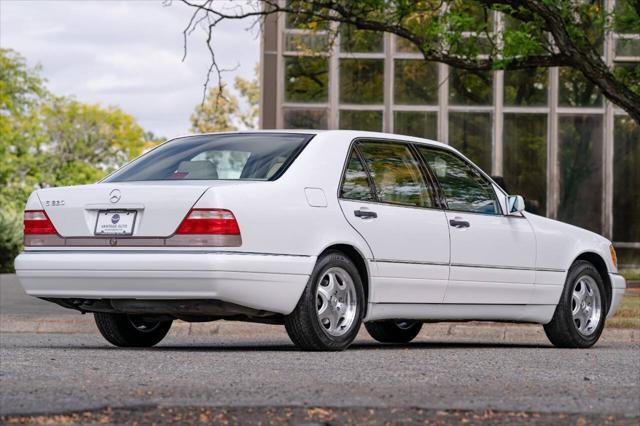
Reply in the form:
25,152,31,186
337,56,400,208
1,273,639,424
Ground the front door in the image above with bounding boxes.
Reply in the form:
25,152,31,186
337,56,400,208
338,140,450,304
417,146,537,304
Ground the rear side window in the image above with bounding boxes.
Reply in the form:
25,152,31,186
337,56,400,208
418,147,500,215
356,141,434,208
104,133,312,182
340,150,375,201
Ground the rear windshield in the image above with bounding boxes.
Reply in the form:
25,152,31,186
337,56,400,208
104,133,313,182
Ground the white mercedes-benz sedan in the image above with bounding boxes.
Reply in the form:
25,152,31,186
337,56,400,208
15,130,626,351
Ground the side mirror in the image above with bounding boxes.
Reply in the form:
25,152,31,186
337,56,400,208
507,195,525,215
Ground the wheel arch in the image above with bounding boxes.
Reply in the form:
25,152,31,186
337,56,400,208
573,251,612,313
318,243,371,316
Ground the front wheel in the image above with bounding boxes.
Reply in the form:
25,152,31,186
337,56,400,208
94,313,172,347
284,251,364,351
365,320,423,344
544,260,607,348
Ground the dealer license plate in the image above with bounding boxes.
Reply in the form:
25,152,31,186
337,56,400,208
95,210,136,235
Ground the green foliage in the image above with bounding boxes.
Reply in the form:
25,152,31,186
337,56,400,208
339,59,384,104
190,67,260,132
340,24,384,52
284,57,329,103
614,0,640,33
0,48,155,272
191,85,240,133
40,96,148,186
234,66,260,129
0,203,23,274
504,68,548,106
614,63,640,96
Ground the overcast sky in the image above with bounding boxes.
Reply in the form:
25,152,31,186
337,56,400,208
0,0,260,139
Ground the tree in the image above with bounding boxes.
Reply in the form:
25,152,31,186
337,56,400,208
0,49,48,271
190,67,259,132
39,96,149,187
235,66,260,129
180,0,640,124
0,49,155,271
191,85,241,132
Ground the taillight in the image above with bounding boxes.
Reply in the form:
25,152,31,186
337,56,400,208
175,209,240,235
24,210,57,235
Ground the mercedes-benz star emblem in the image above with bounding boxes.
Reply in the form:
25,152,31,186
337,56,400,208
109,189,121,204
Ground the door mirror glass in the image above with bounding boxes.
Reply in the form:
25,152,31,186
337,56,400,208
507,195,525,215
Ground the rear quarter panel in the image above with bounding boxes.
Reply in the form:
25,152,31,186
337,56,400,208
191,132,373,260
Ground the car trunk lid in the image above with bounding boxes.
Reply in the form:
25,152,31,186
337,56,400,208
36,182,211,237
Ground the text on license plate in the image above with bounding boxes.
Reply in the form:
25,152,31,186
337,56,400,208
95,210,136,235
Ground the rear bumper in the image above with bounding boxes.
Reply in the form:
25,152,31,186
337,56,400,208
15,250,315,315
607,273,626,319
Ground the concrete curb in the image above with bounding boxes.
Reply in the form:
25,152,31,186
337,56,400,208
1,316,638,343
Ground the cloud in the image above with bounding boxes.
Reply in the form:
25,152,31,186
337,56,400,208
0,0,260,138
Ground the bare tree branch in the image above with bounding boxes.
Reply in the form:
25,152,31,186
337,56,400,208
177,0,640,123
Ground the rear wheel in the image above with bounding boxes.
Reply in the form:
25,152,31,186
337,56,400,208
94,313,172,347
544,261,607,348
284,251,364,351
365,320,423,344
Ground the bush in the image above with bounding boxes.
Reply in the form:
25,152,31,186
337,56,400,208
0,204,23,272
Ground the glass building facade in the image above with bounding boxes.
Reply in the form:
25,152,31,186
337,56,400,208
260,0,640,267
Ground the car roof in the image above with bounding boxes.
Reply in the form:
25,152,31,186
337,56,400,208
173,129,449,149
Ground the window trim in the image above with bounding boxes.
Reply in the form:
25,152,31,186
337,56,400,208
338,137,442,210
338,146,377,202
413,144,505,216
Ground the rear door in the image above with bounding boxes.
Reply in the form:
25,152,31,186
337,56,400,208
416,146,536,304
338,140,450,304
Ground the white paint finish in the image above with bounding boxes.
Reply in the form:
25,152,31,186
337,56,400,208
304,187,328,207
534,270,566,286
18,269,307,315
607,274,626,319
16,251,312,314
15,130,626,325
529,283,564,305
444,281,535,305
371,276,449,303
611,273,626,289
15,251,316,275
445,212,536,304
525,213,617,273
37,181,214,237
530,270,566,305
339,200,450,303
366,303,557,324
24,192,44,211
608,289,625,319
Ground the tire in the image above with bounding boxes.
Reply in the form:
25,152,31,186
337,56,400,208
365,320,423,344
544,260,607,348
94,313,172,347
285,250,365,351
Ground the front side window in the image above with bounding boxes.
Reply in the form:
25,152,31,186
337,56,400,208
340,150,374,201
357,141,434,208
104,133,312,182
418,147,500,215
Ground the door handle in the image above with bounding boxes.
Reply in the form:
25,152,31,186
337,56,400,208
449,218,470,228
354,209,377,219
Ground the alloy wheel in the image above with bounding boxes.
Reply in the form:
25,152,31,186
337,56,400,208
315,267,357,336
571,275,602,336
